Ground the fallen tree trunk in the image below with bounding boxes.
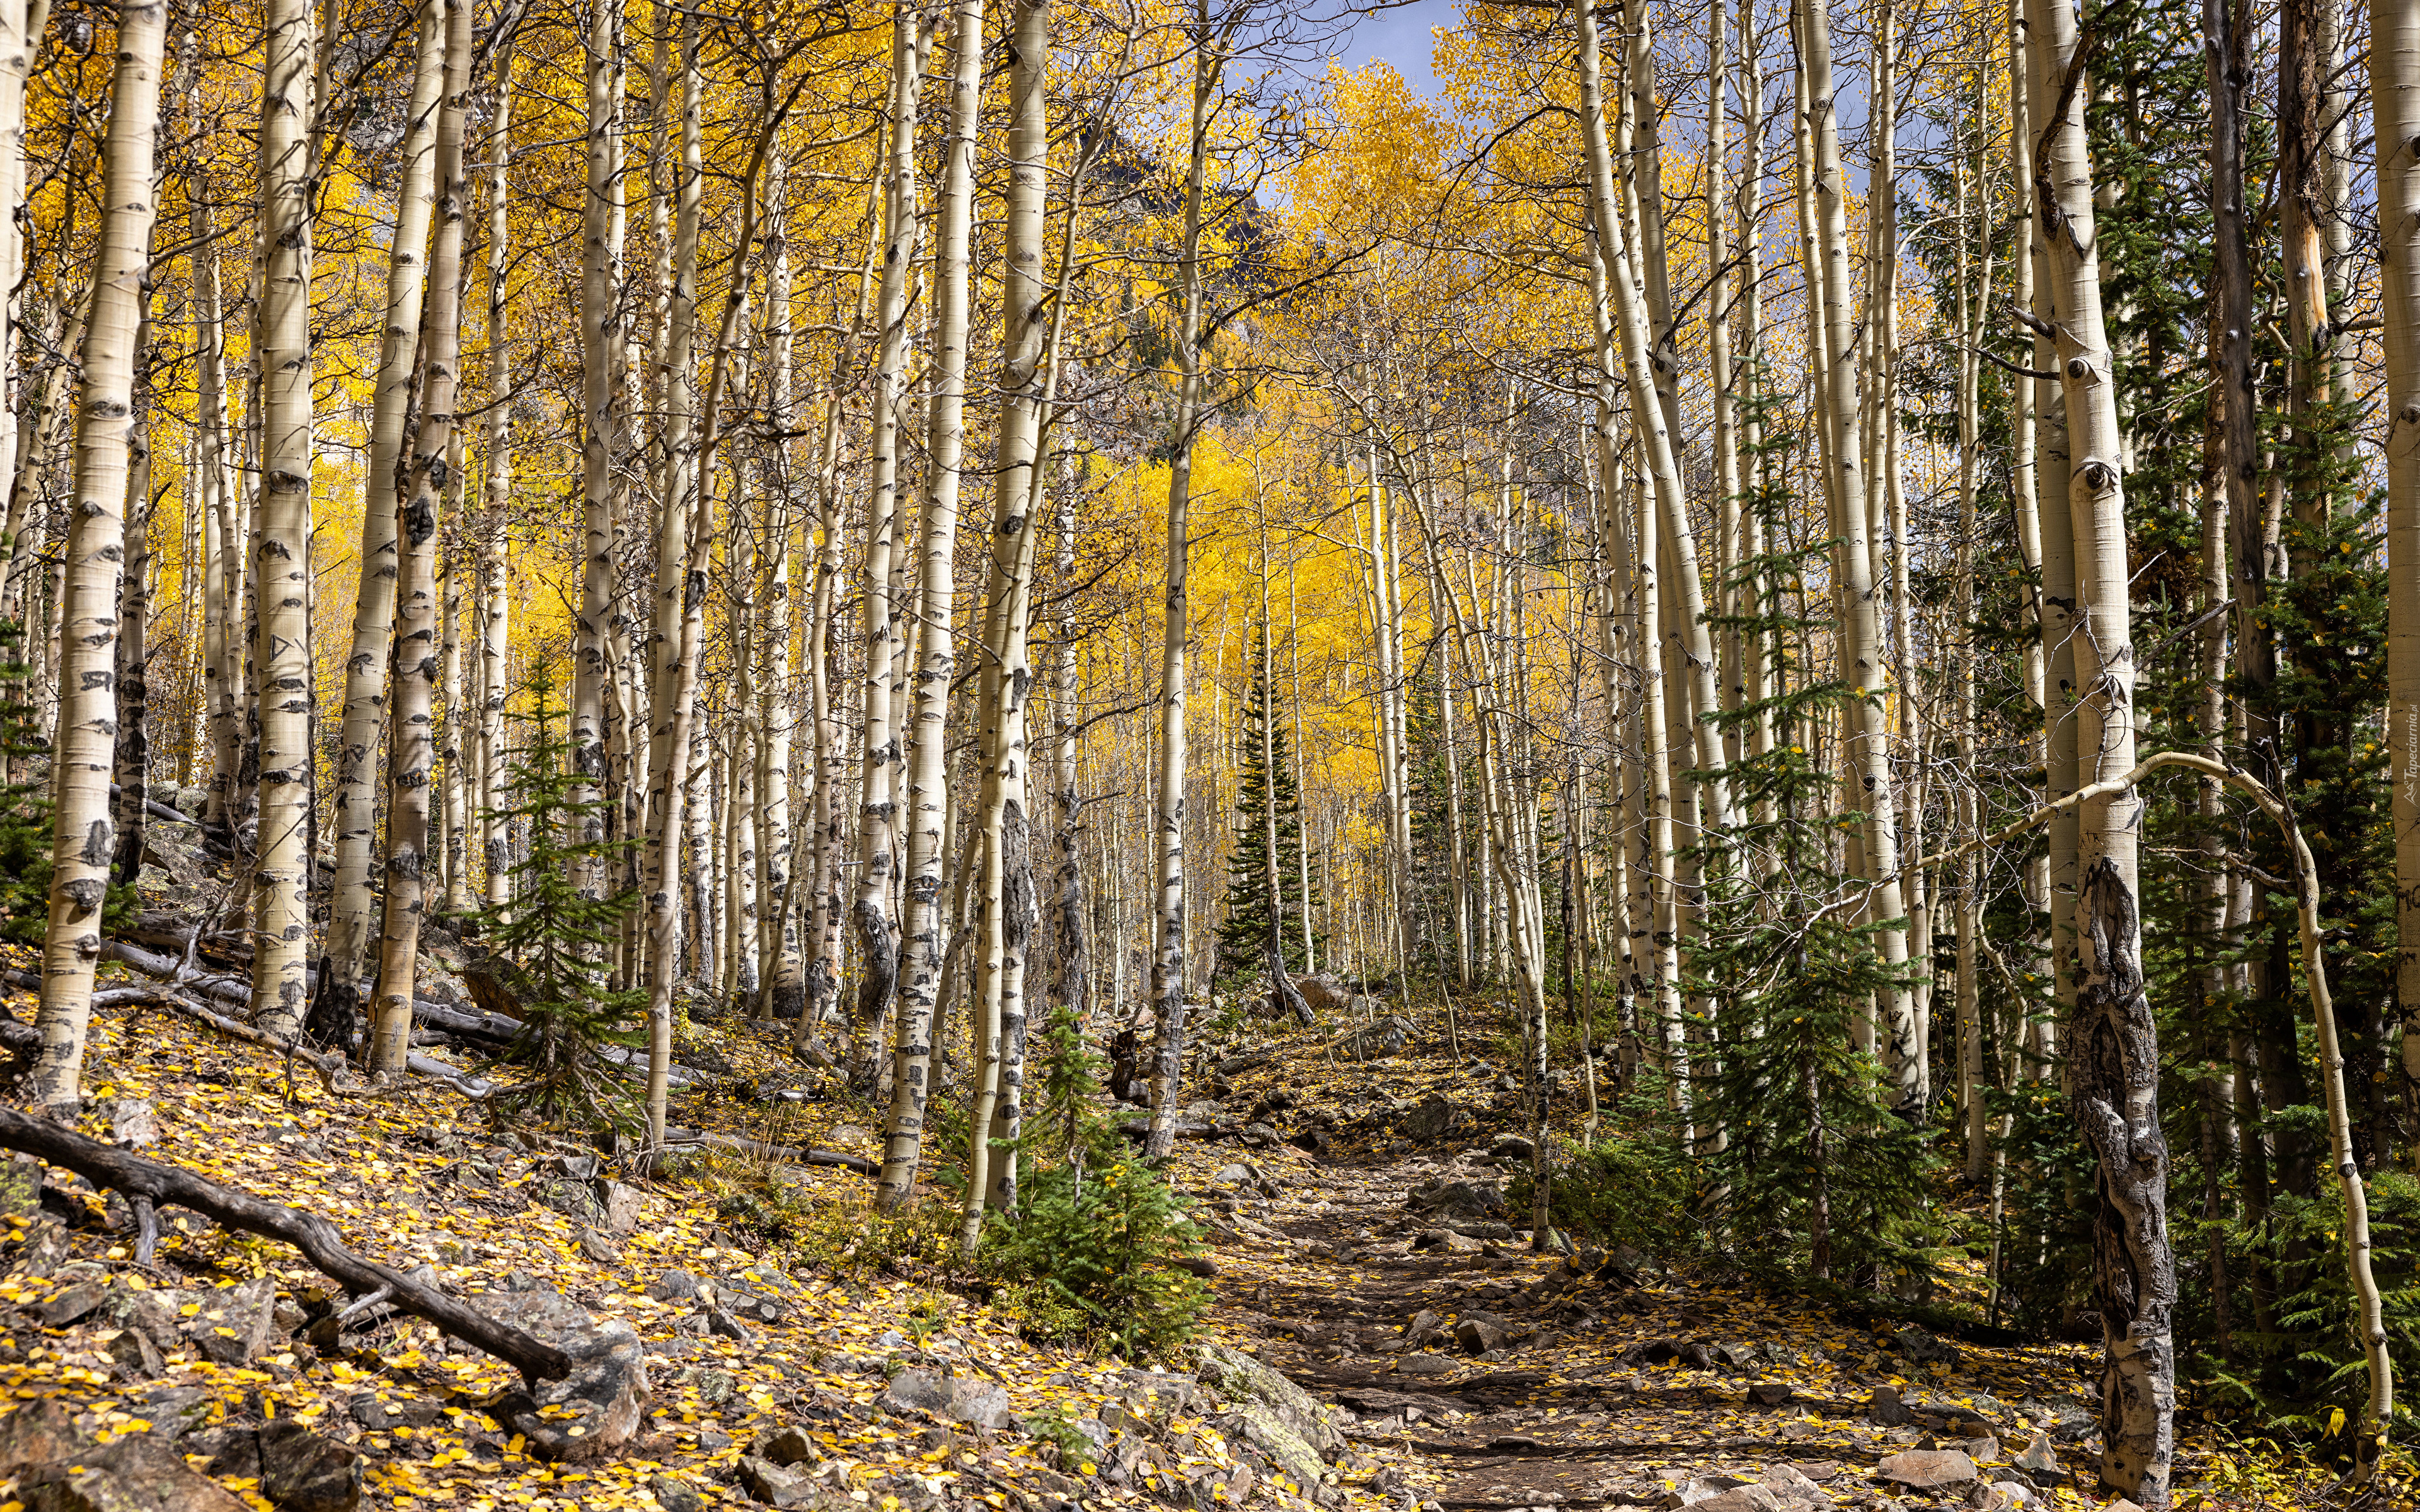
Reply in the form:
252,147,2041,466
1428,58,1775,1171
662,1125,877,1176
0,1104,572,1382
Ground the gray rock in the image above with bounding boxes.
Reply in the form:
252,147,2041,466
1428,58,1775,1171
1452,1317,1505,1354
2012,1433,2060,1474
879,1368,957,1416
1746,1382,1794,1407
476,1280,648,1461
20,1433,250,1512
1400,1094,1455,1143
1213,1164,1256,1184
0,1397,80,1474
187,1276,277,1365
1886,1324,1960,1366
203,1421,364,1512
107,1326,166,1380
650,1475,704,1512
705,1309,756,1346
1489,1133,1535,1162
1687,1486,1786,1512
1867,1384,1915,1427
648,1269,701,1302
750,1425,821,1467
1195,1344,1342,1456
947,1378,1013,1429
1242,1122,1278,1146
1875,1448,1978,1490
1395,1353,1456,1377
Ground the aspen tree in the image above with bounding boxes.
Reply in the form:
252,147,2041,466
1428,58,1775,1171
2384,0,2420,1119
2025,0,2175,1494
573,0,626,872
479,38,514,909
851,1,935,1062
1788,0,1916,1096
248,0,318,1037
109,311,153,894
324,0,451,1021
1144,0,1222,1162
0,0,30,512
756,146,804,1019
880,0,984,1208
192,183,240,830
961,0,1054,1237
369,0,470,1073
30,0,166,1110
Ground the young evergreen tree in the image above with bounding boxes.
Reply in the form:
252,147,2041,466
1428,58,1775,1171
1693,377,1937,1285
1215,626,1318,990
472,677,647,1133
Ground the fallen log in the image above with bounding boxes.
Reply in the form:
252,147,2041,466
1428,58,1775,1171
0,1104,572,1382
661,1125,876,1176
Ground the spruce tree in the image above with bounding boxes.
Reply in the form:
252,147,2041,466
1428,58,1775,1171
1216,626,1318,992
471,675,648,1133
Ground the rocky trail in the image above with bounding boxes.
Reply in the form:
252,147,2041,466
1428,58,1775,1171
0,987,2274,1512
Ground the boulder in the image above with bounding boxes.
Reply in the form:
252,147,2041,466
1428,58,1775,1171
1885,1324,1960,1366
1194,1344,1342,1456
187,1277,278,1365
1399,1095,1455,1143
476,1280,648,1460
202,1421,364,1512
1290,975,1356,1014
1874,1448,1977,1490
650,1475,705,1512
0,1397,80,1474
1216,1405,1327,1492
878,1368,956,1417
877,1368,1013,1429
1452,1317,1506,1354
20,1434,249,1512
1407,1179,1504,1220
1395,1353,1456,1377
2012,1433,2060,1474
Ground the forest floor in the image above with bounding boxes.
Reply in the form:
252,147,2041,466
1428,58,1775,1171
0,958,2355,1512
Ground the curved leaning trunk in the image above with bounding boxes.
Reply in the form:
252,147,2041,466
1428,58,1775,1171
368,0,470,1074
321,0,451,1023
29,0,166,1112
2023,0,2175,1499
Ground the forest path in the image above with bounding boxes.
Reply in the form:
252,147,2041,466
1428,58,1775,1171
1168,1036,2101,1512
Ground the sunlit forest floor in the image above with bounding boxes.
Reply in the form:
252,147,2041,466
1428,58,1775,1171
0,954,2374,1511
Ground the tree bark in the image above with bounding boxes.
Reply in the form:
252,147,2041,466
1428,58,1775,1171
323,0,451,1021
2025,0,2175,1497
29,0,165,1111
882,0,984,1209
369,0,470,1074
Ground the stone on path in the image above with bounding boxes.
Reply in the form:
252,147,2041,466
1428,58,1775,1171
1874,1448,1977,1490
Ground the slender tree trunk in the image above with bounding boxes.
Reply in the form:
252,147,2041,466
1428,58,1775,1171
478,38,514,911
110,313,154,892
882,0,984,1209
246,0,317,1038
572,0,625,883
2026,0,2174,1498
369,0,469,1071
1144,0,1219,1162
30,0,166,1111
324,0,451,1021
2382,0,2420,1138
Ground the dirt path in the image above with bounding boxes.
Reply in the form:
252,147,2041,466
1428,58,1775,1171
1168,1055,2102,1512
